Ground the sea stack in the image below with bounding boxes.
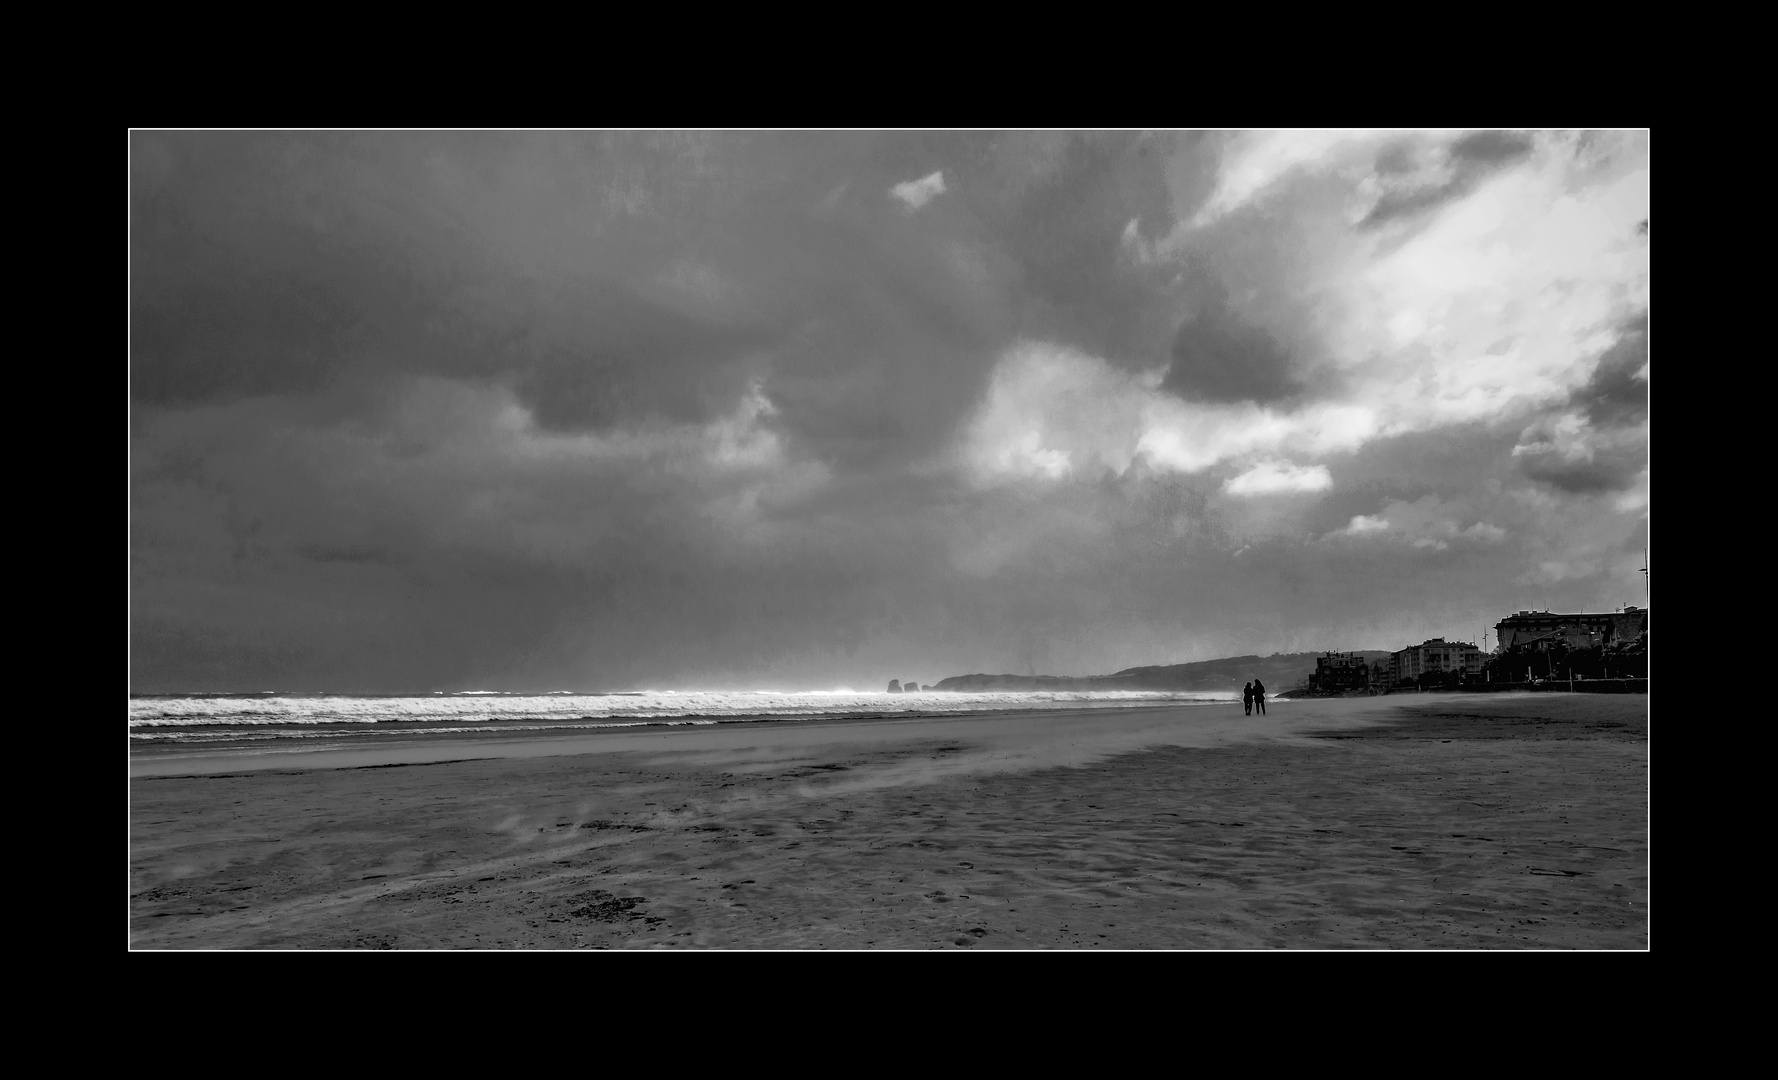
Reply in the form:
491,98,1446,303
887,680,902,693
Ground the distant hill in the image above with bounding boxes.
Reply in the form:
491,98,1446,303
932,652,1394,694
1109,652,1394,691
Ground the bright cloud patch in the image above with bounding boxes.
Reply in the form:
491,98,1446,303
959,343,1147,481
1333,139,1649,434
1156,131,1650,468
966,129,1648,494
960,342,1378,486
941,135,1649,538
1193,129,1398,224
1512,410,1593,462
1325,495,1507,550
1614,470,1649,515
1224,461,1331,496
890,171,946,211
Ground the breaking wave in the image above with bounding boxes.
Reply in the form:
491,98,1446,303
129,689,1235,745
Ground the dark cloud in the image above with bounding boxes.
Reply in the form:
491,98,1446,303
955,131,1180,365
1512,424,1645,497
1289,423,1521,541
1161,278,1300,404
1360,130,1536,229
1509,314,1648,496
132,131,1189,479
1374,142,1419,175
1572,314,1648,428
510,291,776,431
1449,129,1536,165
1515,452,1643,495
132,133,488,405
130,131,1647,693
131,132,805,428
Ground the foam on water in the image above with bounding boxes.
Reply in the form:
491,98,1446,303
129,689,1237,745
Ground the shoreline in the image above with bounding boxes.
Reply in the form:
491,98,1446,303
130,693,1648,949
128,699,1284,778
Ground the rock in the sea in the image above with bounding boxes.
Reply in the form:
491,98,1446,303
887,680,902,693
904,680,920,693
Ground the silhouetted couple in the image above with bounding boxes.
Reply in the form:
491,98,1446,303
1243,680,1266,716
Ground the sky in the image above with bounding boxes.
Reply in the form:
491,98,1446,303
130,130,1649,693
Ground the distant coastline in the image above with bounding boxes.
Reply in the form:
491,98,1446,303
931,652,1394,695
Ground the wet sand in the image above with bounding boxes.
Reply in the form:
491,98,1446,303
129,692,1648,949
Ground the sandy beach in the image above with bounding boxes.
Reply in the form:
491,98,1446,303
129,692,1647,949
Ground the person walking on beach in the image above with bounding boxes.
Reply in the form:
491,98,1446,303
1253,679,1267,716
1242,681,1254,716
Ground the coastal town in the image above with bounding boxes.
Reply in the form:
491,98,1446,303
1303,605,1648,695
888,604,1649,697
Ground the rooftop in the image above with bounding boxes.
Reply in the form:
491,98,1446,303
1505,606,1644,618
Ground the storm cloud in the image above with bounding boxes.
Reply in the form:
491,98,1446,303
131,130,1650,692
1360,129,1538,229
1163,279,1302,404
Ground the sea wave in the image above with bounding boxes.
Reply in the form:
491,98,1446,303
128,689,1235,735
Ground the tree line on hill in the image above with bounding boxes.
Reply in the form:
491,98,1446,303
931,652,1393,693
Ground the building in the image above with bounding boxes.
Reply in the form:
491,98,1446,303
1494,607,1646,652
1392,638,1483,682
1310,652,1373,692
1370,660,1393,688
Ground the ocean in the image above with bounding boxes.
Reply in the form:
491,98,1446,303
129,689,1238,765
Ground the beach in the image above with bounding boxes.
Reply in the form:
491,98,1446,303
129,692,1647,949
